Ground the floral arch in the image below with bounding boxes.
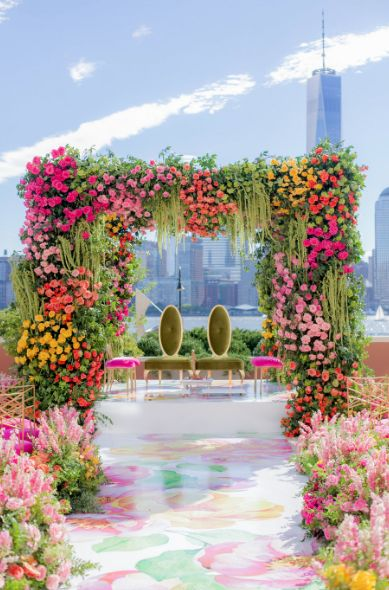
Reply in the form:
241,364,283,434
13,144,366,435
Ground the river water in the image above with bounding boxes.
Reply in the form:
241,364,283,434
143,315,389,336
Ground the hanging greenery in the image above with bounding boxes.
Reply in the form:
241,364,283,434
13,142,366,433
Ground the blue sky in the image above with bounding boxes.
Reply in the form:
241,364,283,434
0,0,388,255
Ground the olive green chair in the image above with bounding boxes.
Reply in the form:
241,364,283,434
144,305,192,386
195,305,245,383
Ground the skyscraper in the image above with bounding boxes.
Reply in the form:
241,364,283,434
306,13,341,151
0,250,14,310
374,187,389,310
190,240,204,307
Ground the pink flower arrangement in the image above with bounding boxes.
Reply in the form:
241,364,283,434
32,406,103,511
0,435,77,589
295,411,389,588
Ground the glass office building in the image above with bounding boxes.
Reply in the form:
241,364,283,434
0,251,14,310
374,187,389,310
306,68,341,152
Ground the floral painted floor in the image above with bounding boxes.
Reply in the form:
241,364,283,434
67,434,324,590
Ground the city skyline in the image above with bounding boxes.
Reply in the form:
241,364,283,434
0,1,388,257
136,237,259,311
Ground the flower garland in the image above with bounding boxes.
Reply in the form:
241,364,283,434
14,143,366,431
258,144,366,435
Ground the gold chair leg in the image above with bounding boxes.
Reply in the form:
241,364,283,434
179,370,183,382
144,370,149,389
158,370,162,385
228,369,232,385
126,370,130,399
107,370,113,393
132,367,136,397
207,370,211,379
239,369,245,384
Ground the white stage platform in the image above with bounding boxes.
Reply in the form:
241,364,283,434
97,380,289,438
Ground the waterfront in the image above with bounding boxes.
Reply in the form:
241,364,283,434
143,315,389,335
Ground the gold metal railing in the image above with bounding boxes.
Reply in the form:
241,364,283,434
347,376,389,419
0,381,36,437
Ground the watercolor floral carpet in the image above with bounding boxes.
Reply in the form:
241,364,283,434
67,434,324,590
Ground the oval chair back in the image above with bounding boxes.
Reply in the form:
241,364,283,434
207,305,231,357
159,305,183,357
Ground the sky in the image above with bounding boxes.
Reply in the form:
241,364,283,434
0,0,388,256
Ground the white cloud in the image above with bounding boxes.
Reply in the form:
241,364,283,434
266,26,389,86
0,74,255,183
0,0,19,23
132,25,151,39
69,59,97,82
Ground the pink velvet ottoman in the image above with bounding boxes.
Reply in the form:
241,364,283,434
250,356,283,396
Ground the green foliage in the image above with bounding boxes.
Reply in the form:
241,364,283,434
229,338,252,372
231,328,261,354
179,333,207,357
137,332,161,356
186,327,208,348
0,304,21,358
70,488,104,514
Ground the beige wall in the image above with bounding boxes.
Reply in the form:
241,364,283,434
0,344,13,374
365,337,389,377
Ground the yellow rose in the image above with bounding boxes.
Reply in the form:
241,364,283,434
324,564,352,586
22,320,31,328
37,323,45,333
350,570,376,590
270,159,279,166
35,314,44,322
49,311,56,318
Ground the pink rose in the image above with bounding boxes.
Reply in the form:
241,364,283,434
87,175,97,184
46,574,60,590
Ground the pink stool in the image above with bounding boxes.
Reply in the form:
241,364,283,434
105,357,140,398
251,356,283,397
